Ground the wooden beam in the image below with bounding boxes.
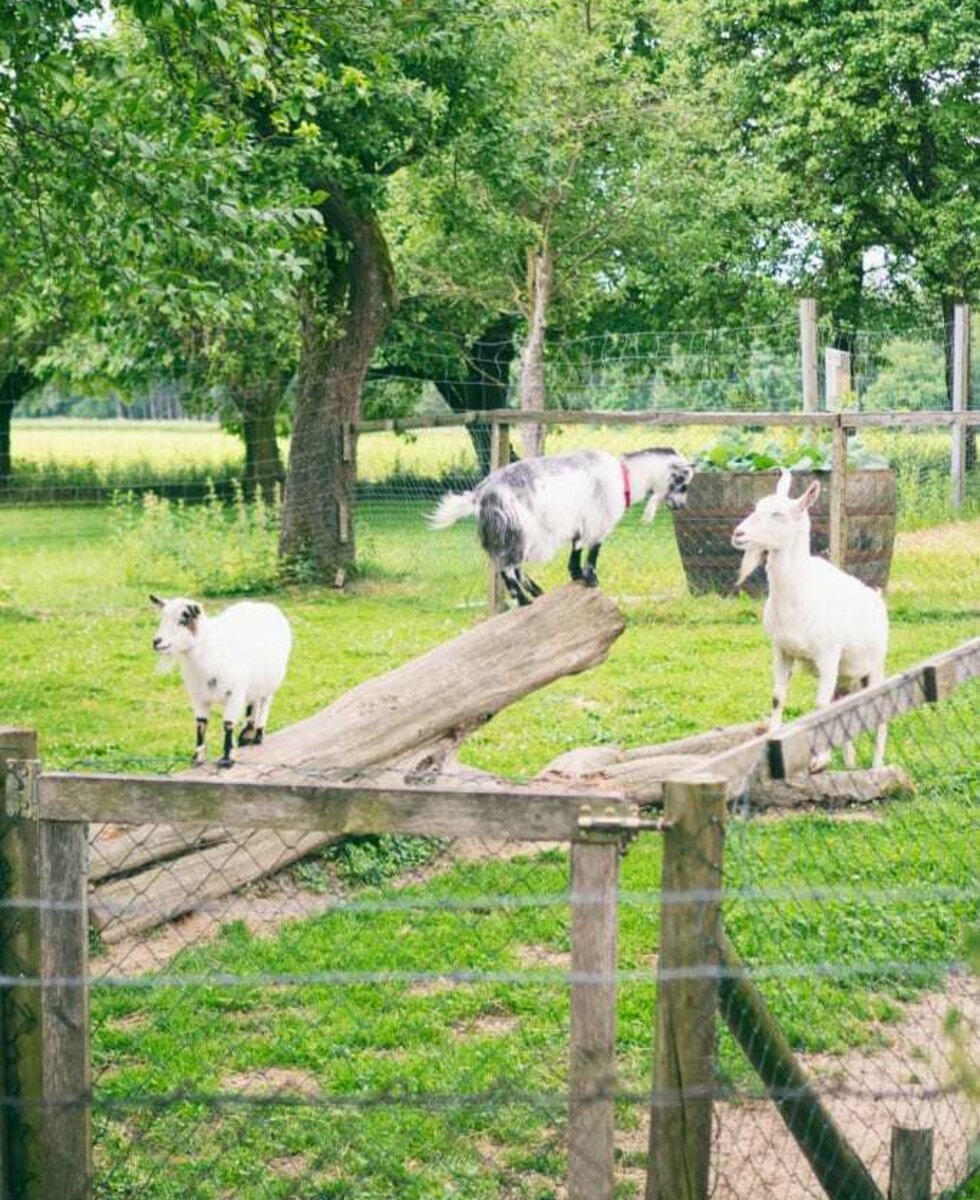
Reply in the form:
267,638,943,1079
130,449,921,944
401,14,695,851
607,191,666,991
41,774,633,841
568,839,620,1200
489,421,511,613
354,408,980,435
767,637,980,780
717,930,884,1200
646,778,726,1200
888,1127,933,1200
1,730,91,1200
829,418,849,568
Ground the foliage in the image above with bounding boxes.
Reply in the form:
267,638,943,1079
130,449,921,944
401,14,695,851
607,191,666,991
111,482,281,596
693,429,888,473
696,0,980,320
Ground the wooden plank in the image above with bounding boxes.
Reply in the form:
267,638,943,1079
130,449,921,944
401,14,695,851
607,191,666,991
90,828,336,943
355,408,980,434
717,930,884,1200
0,730,91,1200
89,824,230,882
620,723,760,762
567,840,619,1200
767,636,980,780
888,1126,933,1200
42,775,633,841
489,420,511,613
38,818,91,1199
646,778,726,1200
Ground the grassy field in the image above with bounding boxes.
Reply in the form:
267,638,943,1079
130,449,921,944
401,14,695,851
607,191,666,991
2,419,978,1199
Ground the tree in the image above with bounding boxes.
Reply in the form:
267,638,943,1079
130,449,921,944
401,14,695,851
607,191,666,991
698,0,980,371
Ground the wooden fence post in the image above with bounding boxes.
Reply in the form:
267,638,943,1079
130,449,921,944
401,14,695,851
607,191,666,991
951,303,970,508
829,417,850,569
0,728,91,1200
825,348,852,411
567,836,620,1200
800,299,819,413
646,777,726,1200
488,420,511,613
888,1126,933,1200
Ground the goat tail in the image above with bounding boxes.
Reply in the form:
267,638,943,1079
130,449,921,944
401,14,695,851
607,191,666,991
427,491,477,530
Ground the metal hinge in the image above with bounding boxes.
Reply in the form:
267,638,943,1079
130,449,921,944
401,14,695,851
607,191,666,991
577,806,674,836
3,759,40,820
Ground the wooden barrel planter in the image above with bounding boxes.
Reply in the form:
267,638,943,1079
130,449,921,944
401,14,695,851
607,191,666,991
673,468,897,597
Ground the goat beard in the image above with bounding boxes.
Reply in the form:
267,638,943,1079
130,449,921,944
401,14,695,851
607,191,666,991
735,547,765,587
155,656,178,676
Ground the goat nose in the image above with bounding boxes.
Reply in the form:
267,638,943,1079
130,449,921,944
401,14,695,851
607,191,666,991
153,637,162,649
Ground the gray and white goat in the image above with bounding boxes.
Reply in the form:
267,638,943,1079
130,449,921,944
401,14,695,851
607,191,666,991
429,448,693,605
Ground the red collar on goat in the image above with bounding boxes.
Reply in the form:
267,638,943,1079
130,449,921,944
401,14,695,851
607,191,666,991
620,460,632,509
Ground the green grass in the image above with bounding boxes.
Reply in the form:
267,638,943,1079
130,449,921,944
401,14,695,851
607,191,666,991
1,419,978,1198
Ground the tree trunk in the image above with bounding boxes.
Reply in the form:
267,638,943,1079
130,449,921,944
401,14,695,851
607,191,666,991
518,243,553,459
236,384,285,503
278,185,396,584
436,314,518,476
0,366,35,492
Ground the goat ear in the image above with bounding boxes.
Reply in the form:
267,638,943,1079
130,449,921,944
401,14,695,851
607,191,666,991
150,594,165,608
775,469,793,499
735,547,764,588
795,480,820,512
641,494,660,524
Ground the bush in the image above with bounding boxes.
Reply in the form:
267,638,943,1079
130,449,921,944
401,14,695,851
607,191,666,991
112,482,282,596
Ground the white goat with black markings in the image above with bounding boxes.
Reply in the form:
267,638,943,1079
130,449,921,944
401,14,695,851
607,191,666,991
429,447,693,605
731,471,889,771
151,595,292,768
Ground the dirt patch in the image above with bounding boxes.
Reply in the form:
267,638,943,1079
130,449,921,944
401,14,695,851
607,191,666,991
266,1153,311,1179
221,1067,322,1101
621,974,978,1199
453,1014,520,1039
515,944,571,971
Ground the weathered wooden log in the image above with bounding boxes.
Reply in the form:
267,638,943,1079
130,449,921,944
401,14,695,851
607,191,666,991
87,586,627,940
91,829,337,943
747,767,913,810
227,583,626,779
89,824,230,881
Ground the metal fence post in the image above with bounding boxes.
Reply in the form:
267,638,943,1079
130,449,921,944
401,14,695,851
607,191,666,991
646,776,726,1200
568,835,620,1200
0,728,91,1200
488,419,511,613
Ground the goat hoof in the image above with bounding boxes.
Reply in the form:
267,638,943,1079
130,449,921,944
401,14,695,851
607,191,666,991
581,570,599,588
808,752,832,774
217,756,234,770
237,727,256,747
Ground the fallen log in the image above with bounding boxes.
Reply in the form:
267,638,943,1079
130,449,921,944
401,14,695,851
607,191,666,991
89,824,230,882
747,766,914,810
233,583,626,778
89,585,627,939
91,829,337,943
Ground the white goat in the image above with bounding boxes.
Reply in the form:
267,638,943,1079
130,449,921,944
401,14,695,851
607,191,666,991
731,471,888,771
429,448,693,605
151,595,292,767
